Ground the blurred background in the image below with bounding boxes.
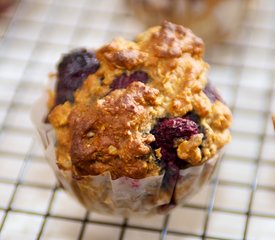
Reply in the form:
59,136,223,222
0,0,275,239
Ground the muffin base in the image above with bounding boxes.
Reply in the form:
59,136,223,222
32,95,222,217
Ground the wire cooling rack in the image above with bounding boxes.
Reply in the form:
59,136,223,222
0,0,275,239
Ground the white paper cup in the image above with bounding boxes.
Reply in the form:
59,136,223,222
32,95,222,217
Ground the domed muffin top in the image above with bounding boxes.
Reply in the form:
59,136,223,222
48,21,232,179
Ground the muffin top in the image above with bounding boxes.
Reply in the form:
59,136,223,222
48,21,232,179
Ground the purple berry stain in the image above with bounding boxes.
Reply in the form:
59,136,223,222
203,82,224,103
55,49,100,105
151,117,200,211
110,71,148,90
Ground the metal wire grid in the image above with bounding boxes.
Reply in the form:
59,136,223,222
0,0,275,239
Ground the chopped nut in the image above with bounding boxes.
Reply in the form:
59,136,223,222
155,148,162,159
143,133,155,144
177,134,203,165
86,131,95,138
108,145,118,155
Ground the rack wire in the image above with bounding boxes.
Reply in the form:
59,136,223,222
0,0,275,239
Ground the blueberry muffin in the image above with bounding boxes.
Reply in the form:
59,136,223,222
40,21,232,215
126,0,248,45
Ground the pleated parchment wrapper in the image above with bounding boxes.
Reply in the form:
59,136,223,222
31,94,222,217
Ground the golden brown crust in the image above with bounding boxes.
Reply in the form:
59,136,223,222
177,134,203,164
150,21,204,58
69,82,161,179
97,37,147,70
48,102,71,127
48,21,232,179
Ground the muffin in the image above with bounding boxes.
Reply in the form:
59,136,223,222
126,0,249,45
32,21,232,216
0,0,15,12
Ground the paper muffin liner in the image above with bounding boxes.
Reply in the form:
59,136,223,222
32,95,222,217
126,0,248,45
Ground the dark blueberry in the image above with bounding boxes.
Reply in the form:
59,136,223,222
203,82,224,103
55,49,100,105
110,71,148,90
55,89,75,106
184,111,200,125
184,111,205,135
152,118,199,150
150,117,199,171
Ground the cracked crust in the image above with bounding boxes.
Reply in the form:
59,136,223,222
48,21,232,179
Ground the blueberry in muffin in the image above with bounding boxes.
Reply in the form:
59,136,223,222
55,49,100,105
